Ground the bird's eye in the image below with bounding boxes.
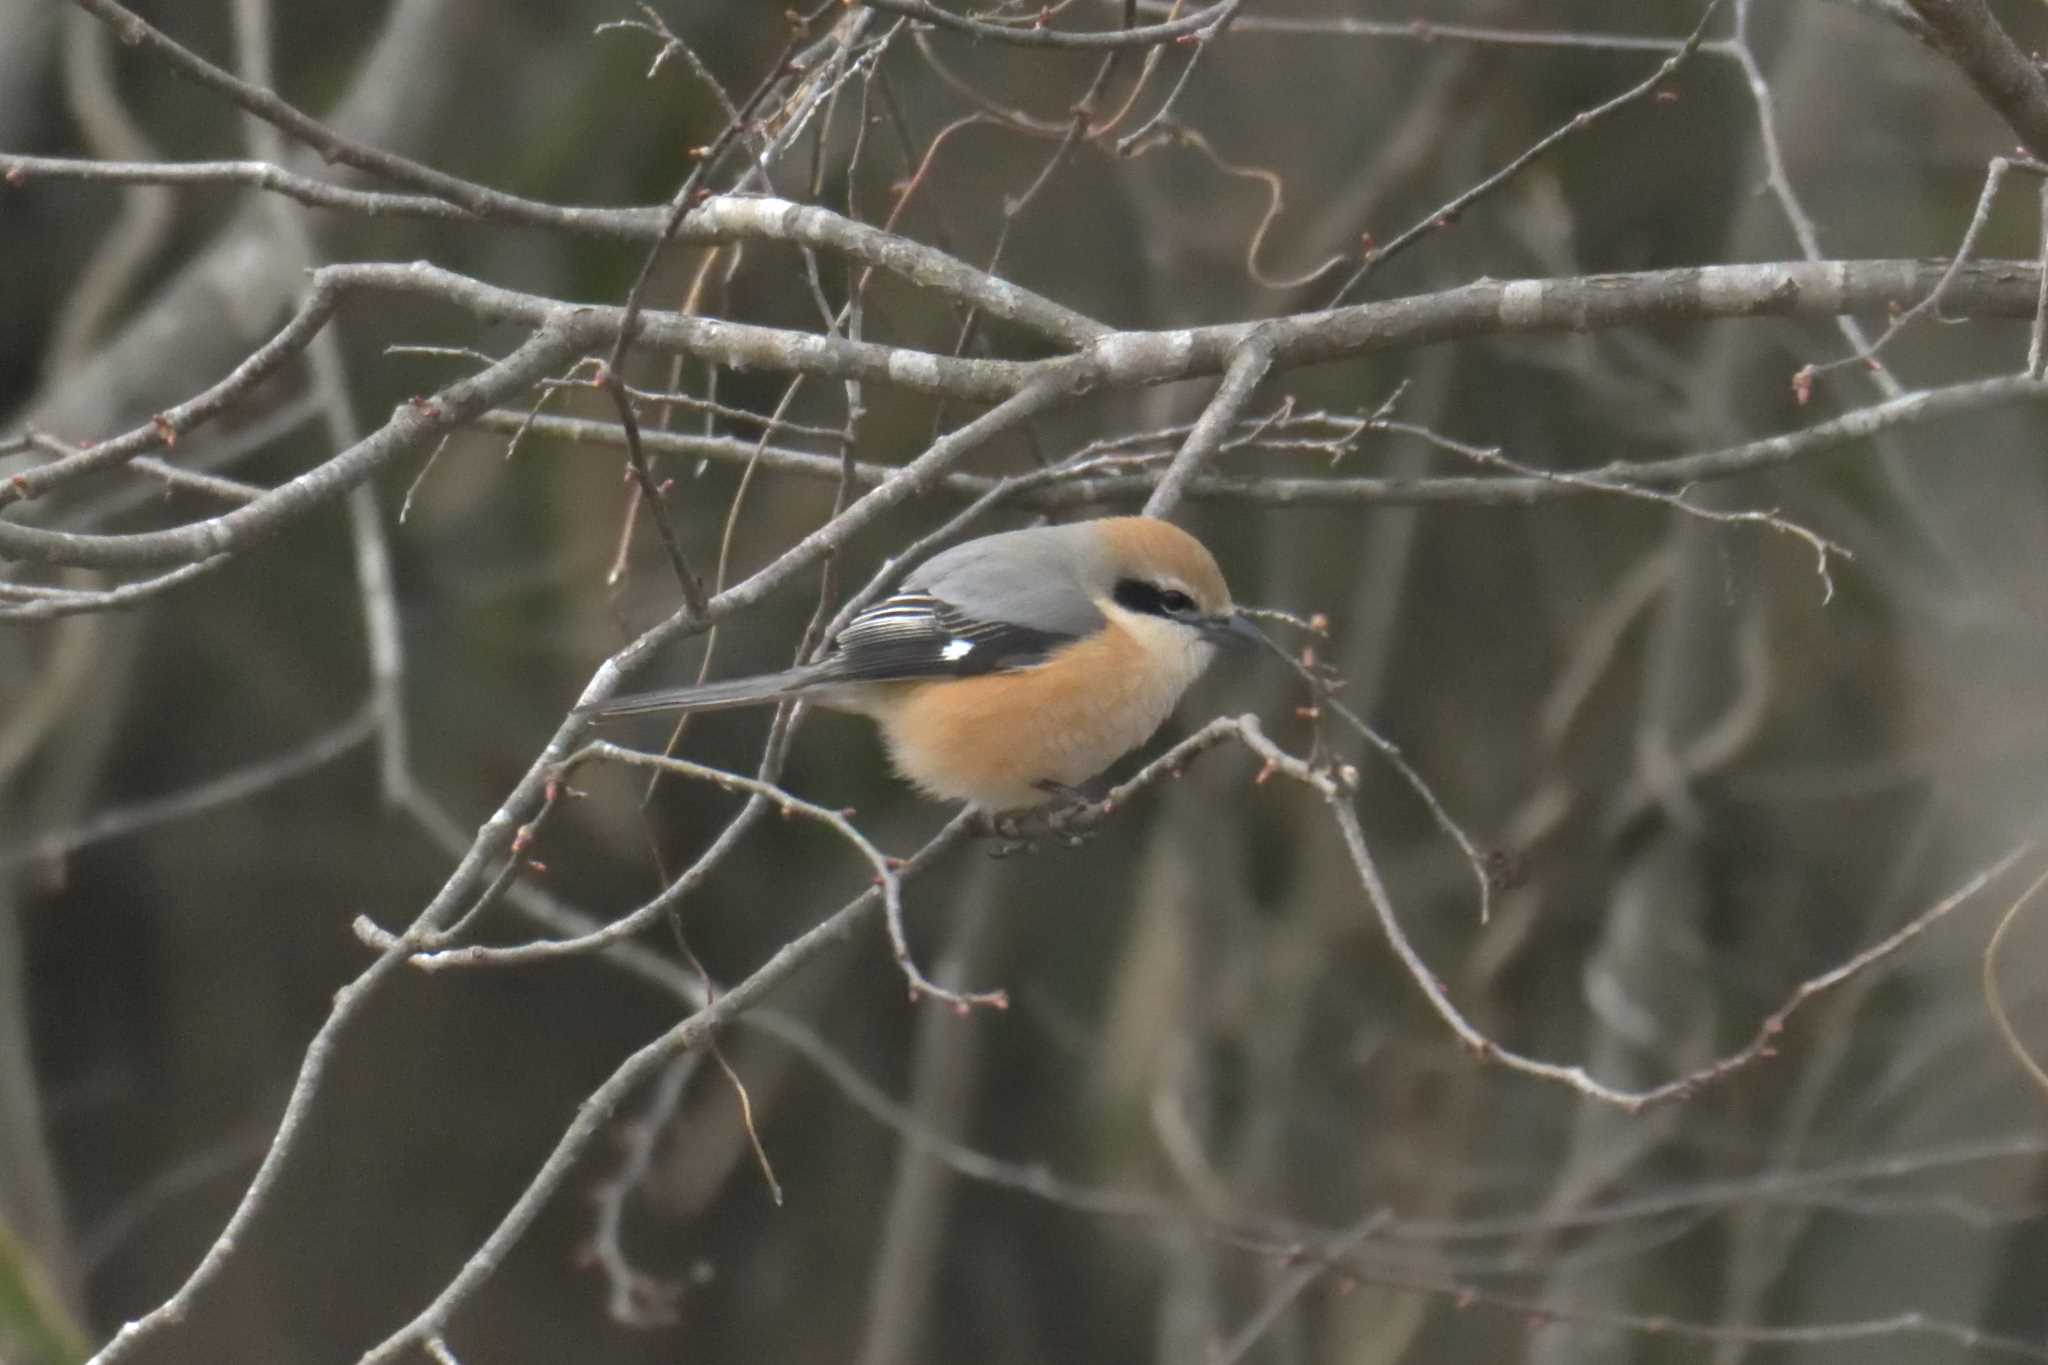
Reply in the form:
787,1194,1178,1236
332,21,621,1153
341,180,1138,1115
1114,577,1201,618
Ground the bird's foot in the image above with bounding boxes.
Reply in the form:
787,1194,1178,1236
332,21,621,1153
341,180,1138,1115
974,808,1040,858
976,783,1107,856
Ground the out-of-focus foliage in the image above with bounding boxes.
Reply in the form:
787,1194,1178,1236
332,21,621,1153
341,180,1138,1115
0,1211,87,1365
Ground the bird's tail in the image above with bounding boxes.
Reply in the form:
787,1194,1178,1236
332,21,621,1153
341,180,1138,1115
577,663,836,720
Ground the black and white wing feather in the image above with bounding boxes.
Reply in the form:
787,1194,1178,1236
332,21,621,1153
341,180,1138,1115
827,591,1075,683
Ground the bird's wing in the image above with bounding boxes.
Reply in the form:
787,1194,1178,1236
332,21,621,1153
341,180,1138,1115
826,591,1080,683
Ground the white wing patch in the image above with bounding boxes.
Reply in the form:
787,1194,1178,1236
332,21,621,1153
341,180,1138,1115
940,638,975,661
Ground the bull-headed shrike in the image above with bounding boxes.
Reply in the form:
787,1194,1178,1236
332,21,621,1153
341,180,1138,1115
584,516,1258,811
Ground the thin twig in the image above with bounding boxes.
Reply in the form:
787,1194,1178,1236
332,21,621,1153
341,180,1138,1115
857,0,1236,50
472,371,2048,509
1802,156,2048,383
1425,425,1852,603
1328,0,1724,305
0,703,378,871
1335,809,2030,1112
1982,862,2048,1099
566,740,1004,1012
350,811,979,1365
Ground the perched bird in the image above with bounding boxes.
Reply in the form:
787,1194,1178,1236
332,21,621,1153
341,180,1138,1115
584,516,1258,811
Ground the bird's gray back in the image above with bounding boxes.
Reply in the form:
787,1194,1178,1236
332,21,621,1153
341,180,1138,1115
906,522,1109,637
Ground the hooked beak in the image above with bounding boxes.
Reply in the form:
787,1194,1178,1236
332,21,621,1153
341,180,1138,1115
1201,610,1264,651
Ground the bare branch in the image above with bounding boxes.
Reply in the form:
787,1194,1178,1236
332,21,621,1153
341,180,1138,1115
1728,0,1907,399
1329,0,1724,304
1,287,340,509
1326,1264,2048,1362
1436,430,1852,603
1142,330,1273,518
562,740,1003,1013
1982,863,2048,1099
1,312,584,568
1337,808,2031,1112
350,813,980,1365
481,373,2048,509
1902,0,2048,156
0,558,234,620
0,703,376,871
0,169,1103,347
1121,2,1710,52
857,0,1237,50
